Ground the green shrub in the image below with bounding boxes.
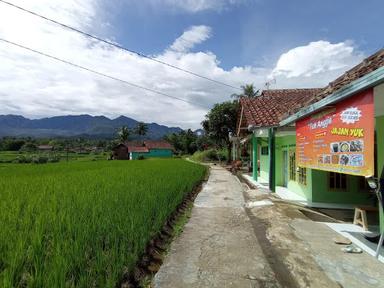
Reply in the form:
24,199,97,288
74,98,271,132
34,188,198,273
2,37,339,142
190,148,228,162
32,155,48,164
16,155,32,164
48,156,60,163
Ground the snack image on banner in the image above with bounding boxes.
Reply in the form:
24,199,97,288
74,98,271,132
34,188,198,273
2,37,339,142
296,89,374,177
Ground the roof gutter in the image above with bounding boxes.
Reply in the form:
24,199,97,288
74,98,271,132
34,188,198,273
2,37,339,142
247,124,278,132
280,66,384,126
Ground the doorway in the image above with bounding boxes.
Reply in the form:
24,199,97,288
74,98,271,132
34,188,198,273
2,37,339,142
283,150,288,187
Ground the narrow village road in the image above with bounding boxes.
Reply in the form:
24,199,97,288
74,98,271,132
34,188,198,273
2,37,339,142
153,165,288,288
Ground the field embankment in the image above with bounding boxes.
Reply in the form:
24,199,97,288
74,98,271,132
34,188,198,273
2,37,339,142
0,159,206,287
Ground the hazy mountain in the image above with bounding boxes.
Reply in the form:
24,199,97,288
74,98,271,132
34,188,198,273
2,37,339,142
0,115,183,139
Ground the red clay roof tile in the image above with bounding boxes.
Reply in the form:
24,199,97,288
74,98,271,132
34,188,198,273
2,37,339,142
127,146,149,153
239,88,322,128
144,140,174,150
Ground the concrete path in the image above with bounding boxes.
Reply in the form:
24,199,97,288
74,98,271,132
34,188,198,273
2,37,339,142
153,165,281,288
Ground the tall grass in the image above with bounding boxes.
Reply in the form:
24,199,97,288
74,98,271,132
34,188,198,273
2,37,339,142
0,159,206,287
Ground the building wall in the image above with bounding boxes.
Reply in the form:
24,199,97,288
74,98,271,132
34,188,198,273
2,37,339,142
114,146,129,160
310,170,372,205
275,135,313,200
131,152,149,160
132,149,173,159
374,84,384,232
148,149,173,158
376,116,384,232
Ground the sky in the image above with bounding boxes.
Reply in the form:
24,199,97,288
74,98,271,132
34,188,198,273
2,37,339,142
0,0,383,129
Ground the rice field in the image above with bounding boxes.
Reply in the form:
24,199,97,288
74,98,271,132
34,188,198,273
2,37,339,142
0,159,206,287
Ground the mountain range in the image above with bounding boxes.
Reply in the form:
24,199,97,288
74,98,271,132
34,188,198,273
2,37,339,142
0,115,183,139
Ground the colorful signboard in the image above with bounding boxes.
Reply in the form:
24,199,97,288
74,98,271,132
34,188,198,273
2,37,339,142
296,89,374,176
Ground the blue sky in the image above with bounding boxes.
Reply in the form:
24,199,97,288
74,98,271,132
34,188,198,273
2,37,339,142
0,0,382,129
102,0,383,69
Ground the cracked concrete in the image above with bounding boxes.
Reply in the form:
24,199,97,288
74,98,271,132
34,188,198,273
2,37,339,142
153,165,383,288
153,165,281,288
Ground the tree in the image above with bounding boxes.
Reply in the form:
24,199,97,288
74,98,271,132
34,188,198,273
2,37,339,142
118,126,130,142
134,122,148,137
201,101,239,162
164,129,198,155
231,83,259,99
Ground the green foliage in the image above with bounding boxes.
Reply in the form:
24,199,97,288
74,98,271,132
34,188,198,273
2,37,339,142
231,83,259,99
134,122,148,136
31,155,49,164
117,126,131,142
165,129,199,155
0,159,206,287
1,138,26,151
201,101,238,161
20,142,37,152
190,148,228,162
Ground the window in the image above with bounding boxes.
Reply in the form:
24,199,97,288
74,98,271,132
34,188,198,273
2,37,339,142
289,151,296,181
329,172,347,190
298,167,307,185
261,146,269,155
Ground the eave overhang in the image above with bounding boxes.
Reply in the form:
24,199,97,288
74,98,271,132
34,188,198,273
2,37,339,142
279,66,384,126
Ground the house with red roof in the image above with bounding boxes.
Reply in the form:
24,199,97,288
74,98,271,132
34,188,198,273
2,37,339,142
236,48,384,236
235,88,321,186
112,140,174,160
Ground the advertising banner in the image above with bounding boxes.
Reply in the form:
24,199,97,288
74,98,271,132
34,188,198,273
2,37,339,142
296,89,374,176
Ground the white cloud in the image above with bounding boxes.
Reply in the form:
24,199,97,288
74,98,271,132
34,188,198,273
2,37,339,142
0,1,365,130
148,0,246,13
170,26,211,52
270,40,364,87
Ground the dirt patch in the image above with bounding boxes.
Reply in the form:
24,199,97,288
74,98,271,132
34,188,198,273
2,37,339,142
242,187,341,288
299,209,339,223
242,191,299,288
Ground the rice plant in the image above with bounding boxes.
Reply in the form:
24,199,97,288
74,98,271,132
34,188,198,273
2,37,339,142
0,159,206,287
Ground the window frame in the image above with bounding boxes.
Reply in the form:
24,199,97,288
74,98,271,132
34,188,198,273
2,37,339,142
298,167,307,185
261,146,269,156
328,172,347,191
289,151,296,181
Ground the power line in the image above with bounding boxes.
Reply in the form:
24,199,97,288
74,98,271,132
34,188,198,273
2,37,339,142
0,37,210,108
0,0,242,91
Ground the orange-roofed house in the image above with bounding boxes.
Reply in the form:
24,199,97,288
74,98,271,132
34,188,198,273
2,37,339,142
112,140,174,160
236,48,384,237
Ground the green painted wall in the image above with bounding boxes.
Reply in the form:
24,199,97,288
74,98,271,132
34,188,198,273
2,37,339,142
147,149,173,158
252,134,258,180
275,135,313,200
376,116,384,232
311,170,372,205
131,149,173,160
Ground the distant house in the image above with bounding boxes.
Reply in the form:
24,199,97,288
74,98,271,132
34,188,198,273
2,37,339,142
112,144,129,160
144,140,174,158
112,140,174,160
37,145,54,151
128,146,149,160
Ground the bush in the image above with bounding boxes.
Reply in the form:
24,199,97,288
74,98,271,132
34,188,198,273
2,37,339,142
48,156,60,163
32,155,48,164
190,148,228,162
16,155,32,164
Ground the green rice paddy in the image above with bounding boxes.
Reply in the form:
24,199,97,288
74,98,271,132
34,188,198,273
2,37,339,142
0,159,206,287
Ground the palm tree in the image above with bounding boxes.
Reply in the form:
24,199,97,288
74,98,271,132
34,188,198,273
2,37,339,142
118,126,130,142
135,122,148,137
231,84,259,99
